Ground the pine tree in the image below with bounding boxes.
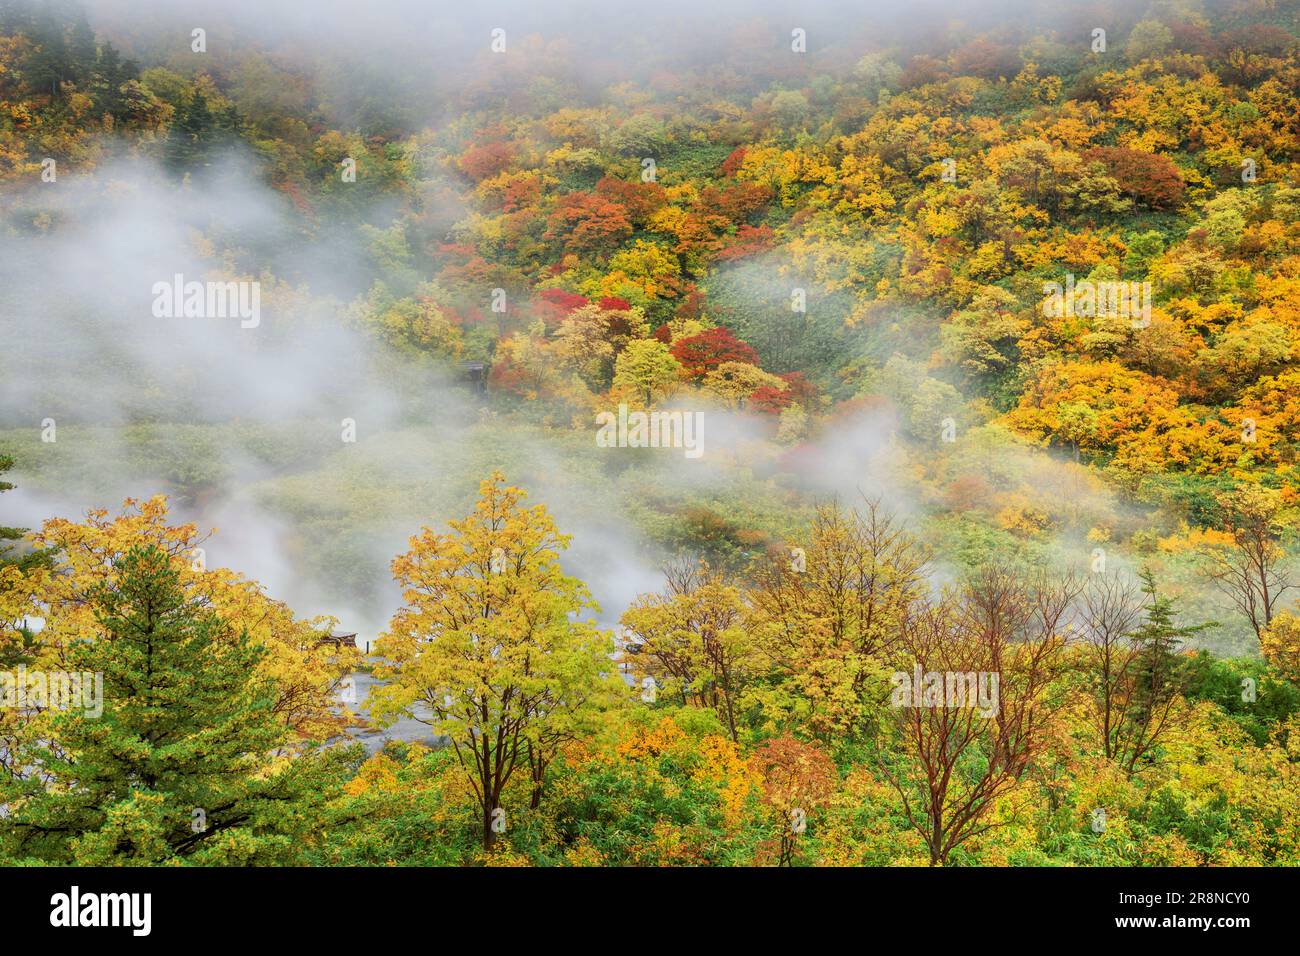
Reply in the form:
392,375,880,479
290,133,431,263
0,454,23,565
1117,568,1214,772
67,11,96,85
164,90,215,172
22,6,72,97
90,40,137,118
0,0,35,37
0,545,335,864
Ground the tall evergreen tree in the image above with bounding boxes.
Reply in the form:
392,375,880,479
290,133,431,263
0,454,23,565
0,545,339,864
22,6,72,97
1117,568,1214,773
90,39,136,117
66,10,95,84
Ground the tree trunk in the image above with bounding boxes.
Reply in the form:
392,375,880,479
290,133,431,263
530,762,544,810
482,802,495,851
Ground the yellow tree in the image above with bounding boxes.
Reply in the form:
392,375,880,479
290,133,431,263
20,497,351,741
611,339,681,405
747,500,930,739
1261,612,1300,686
701,361,787,409
620,560,751,741
371,472,619,848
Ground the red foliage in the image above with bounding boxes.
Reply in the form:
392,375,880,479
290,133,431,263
487,346,534,397
595,295,639,338
499,175,541,213
898,55,950,89
604,314,636,339
951,37,1021,79
544,193,634,254
1083,147,1186,210
943,473,993,511
749,385,793,415
459,141,515,182
720,147,747,178
437,255,500,289
652,324,673,343
715,224,776,261
776,442,825,476
276,179,314,217
538,289,588,310
595,176,667,223
1220,24,1298,55
534,288,590,327
438,243,479,261
1168,22,1217,57
444,305,488,326
828,395,890,423
675,287,707,323
670,327,760,378
698,181,772,221
777,371,817,406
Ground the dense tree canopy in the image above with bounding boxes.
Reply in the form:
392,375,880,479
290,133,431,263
3,0,1300,868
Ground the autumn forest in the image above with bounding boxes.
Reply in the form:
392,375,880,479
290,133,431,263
2,0,1300,872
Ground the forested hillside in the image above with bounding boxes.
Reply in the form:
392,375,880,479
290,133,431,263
2,0,1300,867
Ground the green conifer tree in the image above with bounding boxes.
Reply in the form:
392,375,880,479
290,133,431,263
0,545,339,864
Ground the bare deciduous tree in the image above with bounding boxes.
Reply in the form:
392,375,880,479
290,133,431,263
880,568,1076,866
1076,573,1146,765
1077,569,1209,775
1207,485,1295,641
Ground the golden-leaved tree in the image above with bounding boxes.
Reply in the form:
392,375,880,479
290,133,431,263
747,500,930,740
620,559,752,741
371,472,621,849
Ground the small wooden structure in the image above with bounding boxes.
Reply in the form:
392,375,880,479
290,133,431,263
460,360,487,394
319,630,357,650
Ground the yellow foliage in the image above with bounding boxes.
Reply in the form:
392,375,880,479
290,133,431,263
1156,524,1237,554
344,754,402,797
25,496,352,739
1261,612,1300,685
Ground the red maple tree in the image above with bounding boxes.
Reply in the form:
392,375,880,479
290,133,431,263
670,327,760,378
